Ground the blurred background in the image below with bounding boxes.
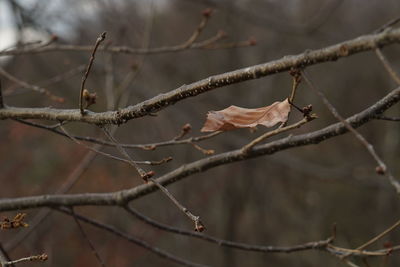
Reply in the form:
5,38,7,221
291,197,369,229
0,0,400,266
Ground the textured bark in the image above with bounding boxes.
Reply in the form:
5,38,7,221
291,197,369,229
0,86,398,211
1,28,400,125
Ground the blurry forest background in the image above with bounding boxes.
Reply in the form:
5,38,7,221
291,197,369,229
1,0,400,266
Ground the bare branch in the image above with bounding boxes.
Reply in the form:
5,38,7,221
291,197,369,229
302,71,400,193
181,8,213,48
373,115,400,121
356,218,400,251
13,118,221,151
1,28,400,124
279,68,303,128
5,145,102,250
0,80,3,108
0,26,250,57
1,254,48,266
70,208,106,267
242,115,317,154
101,127,148,178
101,127,204,231
124,205,332,253
375,48,400,85
60,125,168,166
375,16,400,33
0,67,64,103
0,86,398,211
55,207,208,267
79,32,107,114
0,242,13,267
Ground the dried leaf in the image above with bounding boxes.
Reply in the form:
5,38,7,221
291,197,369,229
201,99,290,132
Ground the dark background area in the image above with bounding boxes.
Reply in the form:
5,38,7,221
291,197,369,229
1,0,400,266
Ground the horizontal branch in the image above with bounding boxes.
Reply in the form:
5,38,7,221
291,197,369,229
124,205,332,253
14,118,221,150
55,207,206,267
0,36,248,57
0,86,398,211
1,28,400,124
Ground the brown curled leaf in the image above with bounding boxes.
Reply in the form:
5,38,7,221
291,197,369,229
201,99,290,132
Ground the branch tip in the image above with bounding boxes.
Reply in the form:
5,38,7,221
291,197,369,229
202,8,213,18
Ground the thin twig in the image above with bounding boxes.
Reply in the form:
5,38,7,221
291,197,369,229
0,67,64,102
242,115,317,154
4,65,85,97
40,65,86,87
80,32,106,114
13,118,221,151
70,208,106,267
199,38,256,50
104,45,115,111
380,252,390,267
174,123,192,140
5,144,101,251
54,207,207,267
0,24,252,57
190,30,227,48
101,127,148,178
124,205,332,253
101,126,205,232
1,254,48,266
0,37,254,56
327,244,398,257
0,242,13,267
279,68,303,128
375,48,400,85
148,176,205,232
0,79,3,108
375,16,400,33
60,125,169,166
356,218,400,251
182,9,212,48
190,143,215,155
373,115,400,121
116,4,155,109
302,70,400,194
342,259,362,267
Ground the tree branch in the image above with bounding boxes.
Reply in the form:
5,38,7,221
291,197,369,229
1,28,400,124
0,86,398,211
79,32,106,114
124,205,332,253
55,207,207,267
302,71,400,193
13,118,221,151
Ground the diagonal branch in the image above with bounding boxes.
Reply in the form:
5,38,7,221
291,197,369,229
124,205,332,253
242,115,317,154
0,80,3,108
0,86,398,211
101,127,204,231
0,67,64,103
1,28,400,124
55,207,207,267
374,48,400,85
302,71,400,193
70,208,106,266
